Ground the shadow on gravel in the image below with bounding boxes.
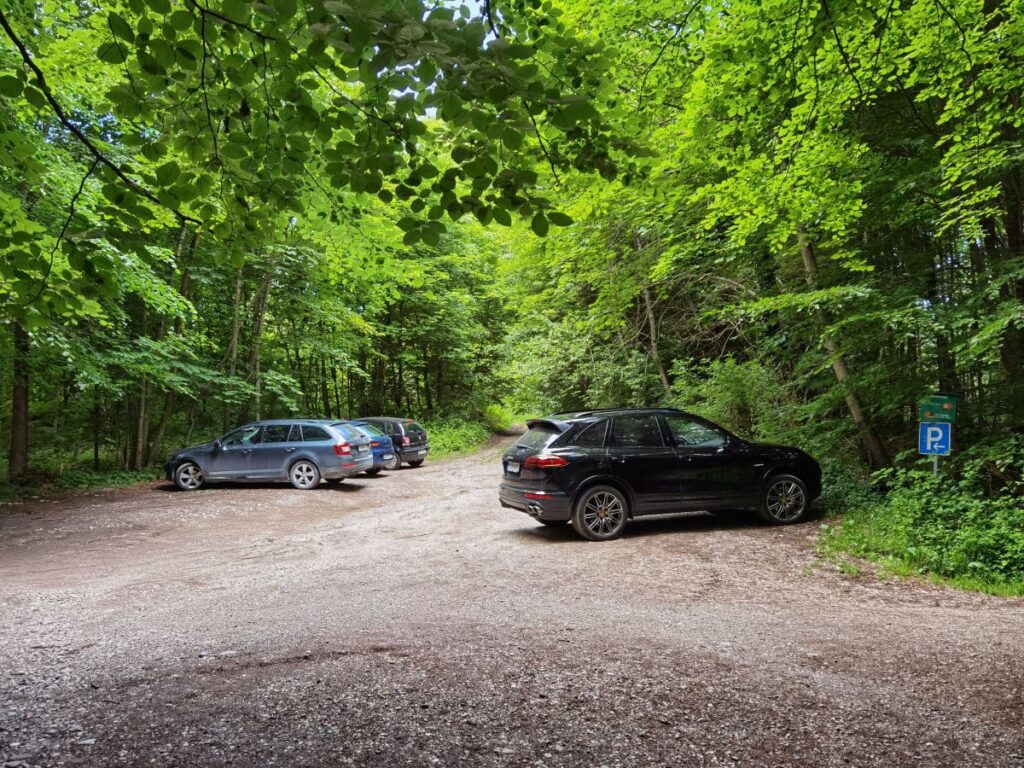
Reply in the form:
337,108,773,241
514,509,821,543
157,480,376,493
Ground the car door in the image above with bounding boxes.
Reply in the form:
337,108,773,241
255,424,300,478
207,425,263,478
607,414,680,513
663,414,759,506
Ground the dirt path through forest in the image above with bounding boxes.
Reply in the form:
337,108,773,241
1,438,1022,767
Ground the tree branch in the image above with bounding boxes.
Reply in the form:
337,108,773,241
0,7,199,225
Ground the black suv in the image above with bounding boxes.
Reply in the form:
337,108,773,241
499,408,821,541
356,417,429,468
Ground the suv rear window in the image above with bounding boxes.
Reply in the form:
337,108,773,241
517,424,560,450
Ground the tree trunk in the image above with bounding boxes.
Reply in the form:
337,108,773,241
224,267,243,432
133,379,149,470
92,395,101,470
7,324,30,481
797,227,890,468
642,285,671,393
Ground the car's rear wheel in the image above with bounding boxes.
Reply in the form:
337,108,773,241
571,485,628,541
758,474,809,524
384,455,401,471
174,462,204,491
365,467,382,476
289,460,321,490
408,459,424,468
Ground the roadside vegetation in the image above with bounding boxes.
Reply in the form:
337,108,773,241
0,1,1021,589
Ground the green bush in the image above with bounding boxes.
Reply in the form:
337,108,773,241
823,437,1024,593
482,403,514,433
420,418,491,458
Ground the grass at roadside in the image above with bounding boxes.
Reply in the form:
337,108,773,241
818,491,1024,598
0,467,161,504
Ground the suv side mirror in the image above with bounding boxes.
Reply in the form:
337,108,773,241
213,439,222,451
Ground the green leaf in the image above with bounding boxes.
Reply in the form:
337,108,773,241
0,76,22,98
155,161,180,186
531,213,549,237
147,0,171,14
547,211,573,227
108,12,135,41
403,228,421,246
97,42,130,64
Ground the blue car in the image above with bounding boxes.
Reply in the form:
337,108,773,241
338,421,397,474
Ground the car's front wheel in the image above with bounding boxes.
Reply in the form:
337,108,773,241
571,485,628,541
289,460,321,490
174,461,205,491
758,474,810,524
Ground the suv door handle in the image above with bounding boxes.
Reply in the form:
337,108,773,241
241,449,252,455
285,447,296,453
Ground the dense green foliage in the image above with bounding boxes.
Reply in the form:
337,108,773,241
1,1,1022,589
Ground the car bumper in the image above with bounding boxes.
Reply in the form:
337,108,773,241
324,454,374,479
398,445,429,462
499,482,571,521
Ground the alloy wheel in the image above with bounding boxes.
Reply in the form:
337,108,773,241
582,491,625,537
176,463,203,491
291,461,318,489
765,479,806,522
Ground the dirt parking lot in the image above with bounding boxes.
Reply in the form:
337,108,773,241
1,438,1022,767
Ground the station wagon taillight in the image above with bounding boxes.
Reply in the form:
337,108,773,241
524,455,569,469
333,443,352,457
402,436,410,446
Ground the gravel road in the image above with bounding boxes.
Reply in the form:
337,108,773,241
1,438,1022,767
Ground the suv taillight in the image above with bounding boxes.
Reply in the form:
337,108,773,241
402,436,410,446
333,443,351,457
524,455,569,469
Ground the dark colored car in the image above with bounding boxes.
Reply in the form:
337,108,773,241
344,421,397,475
355,417,429,468
165,419,373,491
499,407,821,541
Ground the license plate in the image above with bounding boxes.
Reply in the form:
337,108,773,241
417,449,426,455
357,444,368,453
382,453,394,460
506,461,520,473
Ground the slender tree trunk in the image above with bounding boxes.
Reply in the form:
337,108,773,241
224,267,243,432
797,227,889,468
641,285,671,393
92,395,101,470
7,324,30,481
133,380,149,470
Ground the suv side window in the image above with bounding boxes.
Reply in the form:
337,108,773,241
262,424,293,443
301,425,332,442
574,420,608,448
222,425,262,446
611,416,664,448
665,415,726,449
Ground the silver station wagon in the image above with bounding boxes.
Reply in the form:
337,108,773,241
164,420,373,491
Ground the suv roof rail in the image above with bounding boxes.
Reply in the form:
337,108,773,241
562,406,688,418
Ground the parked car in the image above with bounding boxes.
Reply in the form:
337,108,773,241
355,417,429,468
343,421,397,475
499,407,821,541
165,419,373,491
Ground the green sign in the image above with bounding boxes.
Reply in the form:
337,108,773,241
918,394,957,423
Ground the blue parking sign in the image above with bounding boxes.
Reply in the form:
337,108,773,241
918,422,952,455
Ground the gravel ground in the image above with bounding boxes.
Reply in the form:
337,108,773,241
1,437,1022,767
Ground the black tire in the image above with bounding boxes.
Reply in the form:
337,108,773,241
757,473,810,524
174,461,205,491
289,459,321,490
571,485,629,541
365,467,382,476
538,519,568,527
407,459,424,468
